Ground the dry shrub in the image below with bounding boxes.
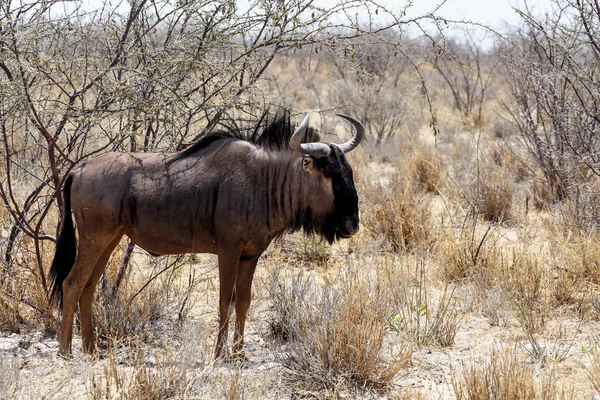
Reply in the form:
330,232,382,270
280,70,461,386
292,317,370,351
94,252,196,347
549,269,594,318
0,276,23,333
89,323,213,400
553,183,600,232
267,266,313,343
437,222,501,284
385,260,462,347
491,115,515,139
409,149,443,194
267,266,411,395
0,229,59,335
476,170,515,223
480,287,511,327
531,178,554,211
545,230,600,319
491,147,529,183
439,223,548,332
296,235,331,267
91,350,186,400
453,348,572,400
453,349,536,400
501,251,548,334
362,173,434,253
588,341,600,396
554,230,600,285
0,267,57,336
388,282,461,347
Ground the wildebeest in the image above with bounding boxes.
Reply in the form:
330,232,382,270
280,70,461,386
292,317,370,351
49,110,364,359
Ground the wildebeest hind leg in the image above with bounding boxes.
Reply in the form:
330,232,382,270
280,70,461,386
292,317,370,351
232,257,259,359
215,247,241,359
58,232,121,356
79,233,123,354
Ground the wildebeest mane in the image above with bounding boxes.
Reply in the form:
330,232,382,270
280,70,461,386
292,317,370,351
172,110,320,162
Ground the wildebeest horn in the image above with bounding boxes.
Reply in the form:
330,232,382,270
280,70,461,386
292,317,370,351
290,113,331,158
336,114,365,154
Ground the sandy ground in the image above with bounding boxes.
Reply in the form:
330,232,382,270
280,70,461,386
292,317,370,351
2,251,600,399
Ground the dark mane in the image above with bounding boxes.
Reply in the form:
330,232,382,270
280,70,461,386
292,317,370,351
171,110,320,162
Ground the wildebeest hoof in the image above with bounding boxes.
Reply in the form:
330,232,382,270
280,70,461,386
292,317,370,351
227,351,249,364
57,351,73,360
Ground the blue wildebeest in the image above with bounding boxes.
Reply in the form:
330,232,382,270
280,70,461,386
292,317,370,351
49,111,364,359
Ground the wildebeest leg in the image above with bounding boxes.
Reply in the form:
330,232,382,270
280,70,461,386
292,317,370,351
59,233,120,356
79,233,123,353
215,246,241,359
232,257,259,359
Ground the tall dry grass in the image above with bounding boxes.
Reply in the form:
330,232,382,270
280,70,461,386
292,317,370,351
89,322,214,399
0,242,58,336
93,251,197,349
409,149,444,194
436,221,501,284
267,264,411,395
361,172,435,253
385,260,462,347
500,250,548,334
453,348,573,400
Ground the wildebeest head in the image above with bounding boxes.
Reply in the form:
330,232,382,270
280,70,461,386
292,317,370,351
290,114,364,243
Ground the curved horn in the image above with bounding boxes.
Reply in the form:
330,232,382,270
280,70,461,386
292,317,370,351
290,113,331,158
300,142,331,158
336,114,365,154
289,113,310,152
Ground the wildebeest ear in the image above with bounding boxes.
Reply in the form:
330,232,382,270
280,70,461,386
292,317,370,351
302,155,315,172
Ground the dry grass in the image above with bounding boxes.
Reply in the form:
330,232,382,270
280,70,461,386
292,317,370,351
501,250,548,334
386,261,462,347
476,170,516,223
491,147,529,183
0,277,23,333
409,149,444,194
531,178,555,211
89,322,214,399
0,264,57,336
553,230,600,286
479,286,511,327
437,221,501,284
453,348,573,400
93,252,196,348
267,264,411,395
544,229,600,318
361,173,435,253
452,348,536,400
588,341,600,397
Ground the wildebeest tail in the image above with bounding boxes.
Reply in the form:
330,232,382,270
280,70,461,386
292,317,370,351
49,175,76,307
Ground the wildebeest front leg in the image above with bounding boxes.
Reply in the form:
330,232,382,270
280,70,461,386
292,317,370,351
215,246,241,359
232,256,259,360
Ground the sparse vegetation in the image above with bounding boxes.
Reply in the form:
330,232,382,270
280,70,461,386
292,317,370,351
361,172,435,253
267,265,411,395
410,149,444,194
1,0,600,397
453,348,573,400
0,352,20,400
